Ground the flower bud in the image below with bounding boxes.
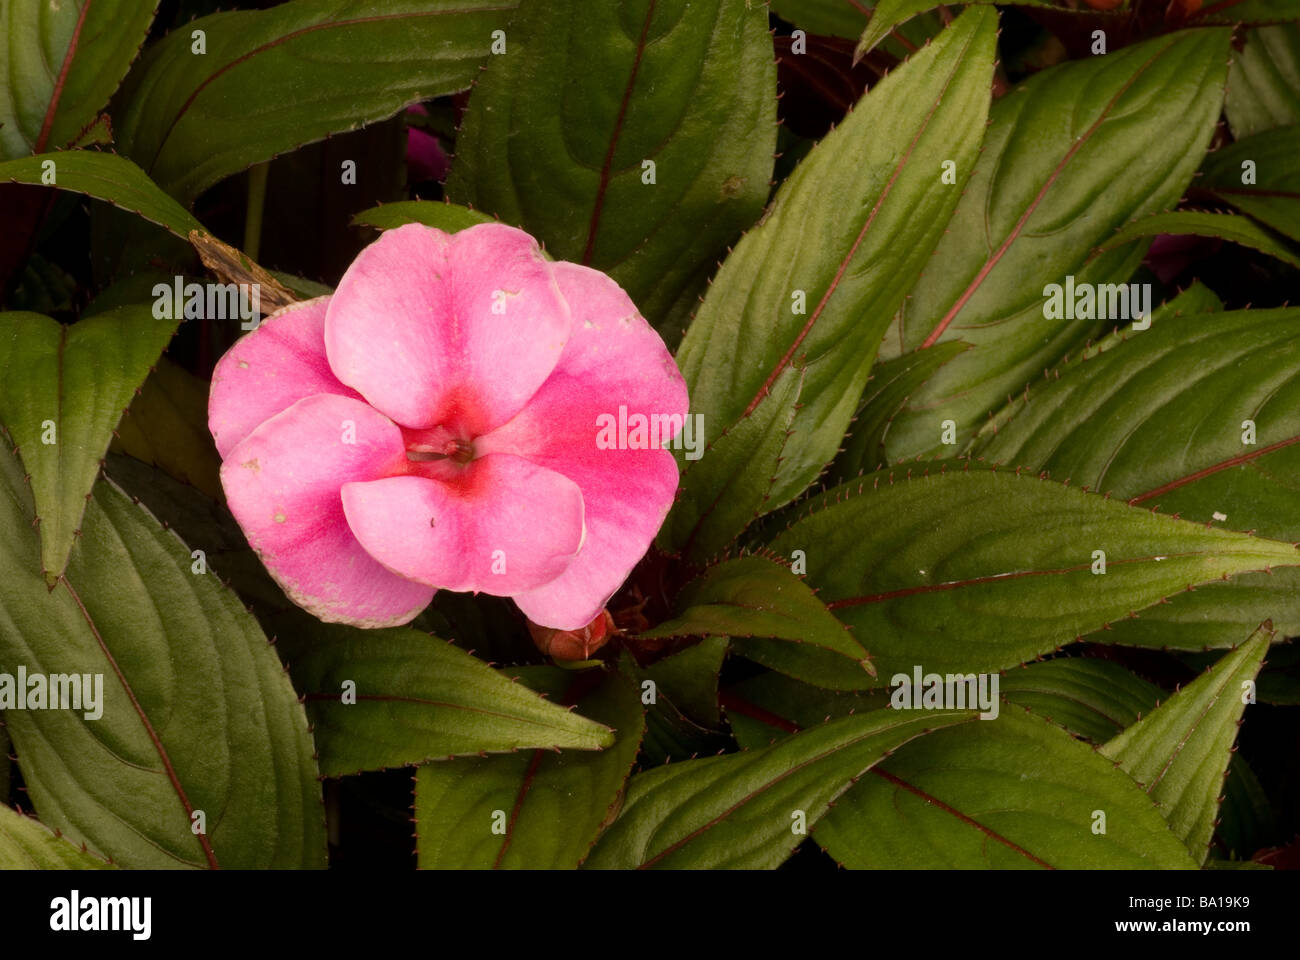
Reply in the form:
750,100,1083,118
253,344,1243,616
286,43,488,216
528,609,615,661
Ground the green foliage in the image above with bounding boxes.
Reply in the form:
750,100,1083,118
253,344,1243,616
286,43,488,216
280,621,615,776
1,0,1298,874
0,307,178,581
0,441,326,869
448,0,776,329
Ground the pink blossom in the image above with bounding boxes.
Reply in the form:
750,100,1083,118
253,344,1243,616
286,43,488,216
208,223,687,630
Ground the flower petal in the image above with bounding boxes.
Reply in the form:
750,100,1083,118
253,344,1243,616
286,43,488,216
340,453,585,597
221,393,432,627
209,296,363,458
325,222,570,434
478,262,688,629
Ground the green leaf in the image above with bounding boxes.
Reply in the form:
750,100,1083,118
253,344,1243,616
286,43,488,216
722,671,1196,868
642,556,873,681
975,307,1300,542
0,151,205,239
1225,24,1300,139
114,0,521,206
826,341,969,486
1001,657,1165,743
879,28,1230,459
0,0,156,159
447,0,775,329
854,1,1120,61
109,357,224,500
1199,124,1300,244
0,306,178,581
103,453,288,613
766,465,1300,682
351,200,496,234
633,638,728,725
770,0,869,37
0,443,326,869
659,365,804,562
584,707,973,869
1098,210,1300,268
667,7,997,557
0,806,116,870
279,620,615,777
1000,656,1271,858
414,669,643,868
814,705,1199,868
1101,624,1272,864
1096,568,1300,651
723,670,890,748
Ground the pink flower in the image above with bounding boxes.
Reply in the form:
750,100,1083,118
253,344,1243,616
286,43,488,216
208,223,687,630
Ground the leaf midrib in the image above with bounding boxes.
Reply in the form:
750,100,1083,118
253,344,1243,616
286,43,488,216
637,713,971,867
919,35,1180,349
741,17,984,418
33,0,94,153
59,574,219,869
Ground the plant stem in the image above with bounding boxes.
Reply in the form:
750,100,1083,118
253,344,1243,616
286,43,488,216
244,162,270,261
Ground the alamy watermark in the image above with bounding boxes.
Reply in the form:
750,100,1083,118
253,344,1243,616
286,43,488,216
153,276,260,329
889,665,999,720
50,891,150,940
0,667,103,720
595,405,704,460
1043,276,1152,330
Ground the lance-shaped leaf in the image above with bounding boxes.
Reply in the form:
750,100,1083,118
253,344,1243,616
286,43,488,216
113,0,521,206
634,637,728,725
661,365,803,562
0,307,178,581
414,668,643,868
976,306,1300,542
1001,658,1166,744
0,0,156,159
351,201,495,234
448,0,776,328
0,151,205,239
584,707,973,869
641,556,873,680
1199,124,1300,244
1000,656,1273,858
854,1,1123,61
879,28,1230,459
1100,624,1272,864
1224,24,1300,139
815,705,1198,869
766,465,1300,683
0,806,115,870
826,341,969,485
1097,210,1300,268
724,677,1198,868
770,0,950,52
668,6,997,557
0,443,326,869
1097,567,1300,650
280,621,615,777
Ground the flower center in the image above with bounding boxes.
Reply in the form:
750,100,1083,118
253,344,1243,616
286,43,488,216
442,437,475,464
401,424,477,473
